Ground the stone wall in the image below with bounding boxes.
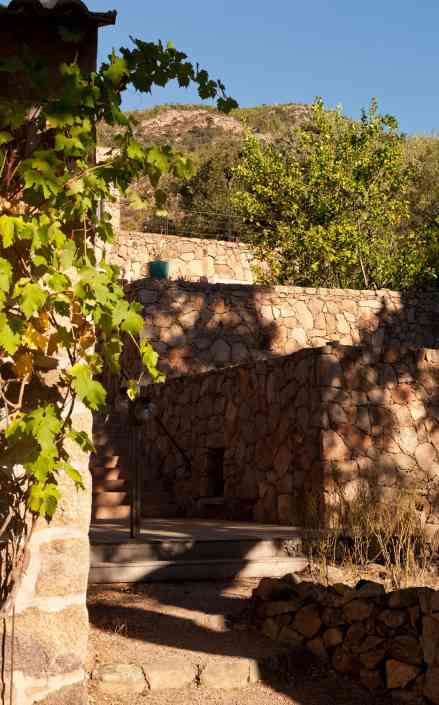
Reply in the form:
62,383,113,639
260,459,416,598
134,344,439,527
139,349,318,524
2,400,92,705
123,280,439,379
108,231,254,283
252,575,439,704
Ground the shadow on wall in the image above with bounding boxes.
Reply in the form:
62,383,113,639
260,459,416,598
317,294,439,532
92,280,279,522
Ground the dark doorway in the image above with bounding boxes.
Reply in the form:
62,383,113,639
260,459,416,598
205,448,225,497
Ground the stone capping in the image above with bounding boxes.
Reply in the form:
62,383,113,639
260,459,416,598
128,276,439,301
252,575,439,703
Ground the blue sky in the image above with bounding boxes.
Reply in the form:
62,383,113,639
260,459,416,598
89,0,439,134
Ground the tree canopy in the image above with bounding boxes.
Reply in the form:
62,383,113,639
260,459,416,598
233,99,439,289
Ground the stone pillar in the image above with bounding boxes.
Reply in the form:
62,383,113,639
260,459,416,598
2,400,92,705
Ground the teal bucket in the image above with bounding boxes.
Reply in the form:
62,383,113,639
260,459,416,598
148,260,169,279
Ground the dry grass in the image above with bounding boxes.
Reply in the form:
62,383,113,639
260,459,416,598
307,487,439,590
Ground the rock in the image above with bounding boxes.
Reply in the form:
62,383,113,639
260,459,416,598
323,628,344,649
424,666,439,705
143,661,196,690
344,623,366,649
307,637,328,661
379,609,407,629
352,635,384,655
322,430,350,461
359,648,387,670
94,663,146,696
388,588,419,609
343,599,374,623
415,443,437,472
261,618,280,641
418,587,434,614
278,626,304,646
199,659,253,689
332,646,360,675
422,616,439,665
259,598,301,617
254,578,289,601
355,580,385,599
360,668,384,690
321,607,345,627
388,636,423,666
292,604,322,639
386,660,420,689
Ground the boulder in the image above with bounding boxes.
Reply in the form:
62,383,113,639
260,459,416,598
343,599,373,623
388,636,423,666
323,628,344,649
386,660,420,690
292,604,322,639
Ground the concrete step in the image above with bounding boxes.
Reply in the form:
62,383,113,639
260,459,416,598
141,503,180,519
91,536,297,564
92,491,129,508
89,555,307,583
92,505,131,521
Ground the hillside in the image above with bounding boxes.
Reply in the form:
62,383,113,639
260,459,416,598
98,102,314,236
98,102,312,150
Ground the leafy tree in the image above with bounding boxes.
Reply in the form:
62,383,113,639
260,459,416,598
0,39,236,522
234,99,434,289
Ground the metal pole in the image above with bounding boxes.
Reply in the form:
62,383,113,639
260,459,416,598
129,426,141,540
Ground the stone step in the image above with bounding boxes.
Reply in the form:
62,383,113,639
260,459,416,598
91,466,129,482
89,555,307,583
92,491,129,508
92,505,131,521
90,455,120,469
93,479,129,493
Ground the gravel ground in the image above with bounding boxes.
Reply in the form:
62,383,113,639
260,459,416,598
87,580,392,705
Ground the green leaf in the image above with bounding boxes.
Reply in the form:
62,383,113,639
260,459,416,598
0,131,12,146
19,283,47,319
0,313,21,354
56,461,85,490
68,429,95,453
0,257,12,292
104,56,129,86
69,363,107,411
0,215,15,247
127,379,139,401
120,307,144,336
60,240,76,271
27,405,62,452
140,339,166,384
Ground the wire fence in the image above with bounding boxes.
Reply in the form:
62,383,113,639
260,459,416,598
120,199,251,242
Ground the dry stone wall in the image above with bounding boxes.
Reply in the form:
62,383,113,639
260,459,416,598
252,575,439,704
108,231,254,283
2,400,92,705
123,280,439,379
137,344,439,527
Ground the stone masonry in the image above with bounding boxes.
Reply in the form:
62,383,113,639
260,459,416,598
2,399,92,705
108,231,254,283
135,344,439,528
121,279,439,379
252,575,439,703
